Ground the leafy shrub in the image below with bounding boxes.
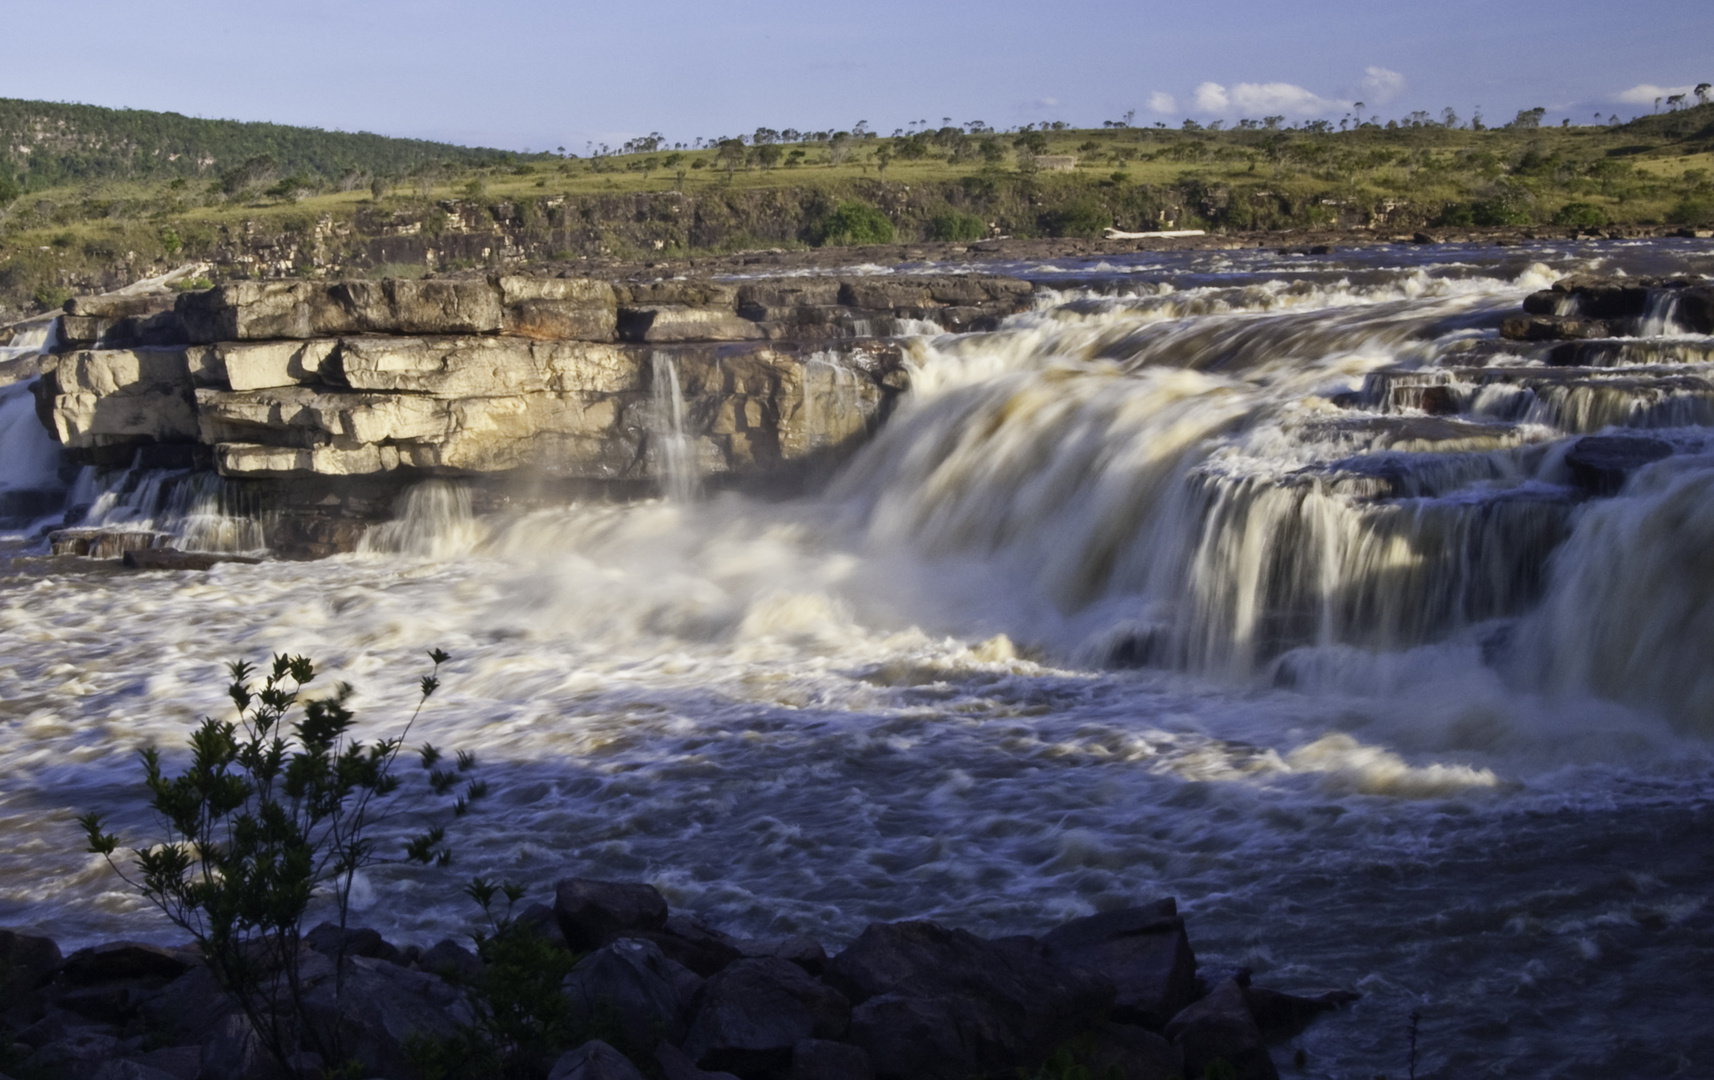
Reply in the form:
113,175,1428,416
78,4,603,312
1551,201,1609,227
927,210,987,241
408,880,587,1080
1471,197,1533,226
82,650,479,1076
32,283,71,311
168,275,215,292
1668,196,1714,226
812,200,896,246
1040,197,1111,238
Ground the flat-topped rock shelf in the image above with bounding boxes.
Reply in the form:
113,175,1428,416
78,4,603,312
23,273,1040,556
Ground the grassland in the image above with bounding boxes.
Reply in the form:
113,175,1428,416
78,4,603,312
2,104,1712,318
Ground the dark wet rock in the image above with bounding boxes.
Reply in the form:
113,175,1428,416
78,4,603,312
198,1012,267,1080
844,993,1009,1080
683,956,851,1076
122,548,263,571
303,922,403,965
49,528,173,559
124,1045,201,1080
1680,285,1714,335
89,1059,183,1080
645,913,746,977
554,878,670,951
0,930,62,1023
1243,987,1360,1037
1040,901,1197,1031
139,964,235,1045
656,1040,743,1080
1500,314,1614,341
548,1039,648,1080
790,1038,873,1080
826,920,1113,1079
21,1016,127,1080
1165,978,1278,1080
301,954,473,1079
519,901,573,949
420,938,483,982
737,934,828,976
52,942,197,1025
1082,1022,1183,1080
1563,435,1674,495
563,937,701,1049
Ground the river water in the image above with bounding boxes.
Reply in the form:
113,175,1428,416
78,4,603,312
3,242,1713,1078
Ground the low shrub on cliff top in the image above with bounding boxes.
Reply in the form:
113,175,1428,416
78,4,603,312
928,209,987,241
82,650,483,1077
811,200,896,246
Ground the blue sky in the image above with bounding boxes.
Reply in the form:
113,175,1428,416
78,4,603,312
16,0,1713,150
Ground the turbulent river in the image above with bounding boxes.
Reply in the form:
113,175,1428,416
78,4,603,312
3,242,1713,1078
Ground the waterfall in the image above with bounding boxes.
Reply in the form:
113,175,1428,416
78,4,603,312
650,351,699,501
0,322,68,529
68,464,268,552
1636,289,1687,337
358,480,485,558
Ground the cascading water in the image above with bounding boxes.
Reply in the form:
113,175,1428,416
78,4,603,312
650,350,699,500
0,323,69,529
65,463,268,552
5,242,1714,1079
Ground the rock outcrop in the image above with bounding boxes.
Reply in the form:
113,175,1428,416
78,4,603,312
29,271,1028,556
0,882,1359,1080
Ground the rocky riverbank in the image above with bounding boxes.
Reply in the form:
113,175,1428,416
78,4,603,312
0,879,1357,1080
15,272,1030,557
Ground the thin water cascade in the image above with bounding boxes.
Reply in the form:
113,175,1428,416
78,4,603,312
0,323,69,528
650,351,699,501
67,464,268,552
358,480,486,558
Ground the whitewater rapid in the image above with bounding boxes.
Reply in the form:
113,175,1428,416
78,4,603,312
3,241,1713,1077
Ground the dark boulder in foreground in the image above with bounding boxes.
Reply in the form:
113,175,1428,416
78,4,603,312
1040,900,1197,1030
0,884,1361,1080
554,877,671,950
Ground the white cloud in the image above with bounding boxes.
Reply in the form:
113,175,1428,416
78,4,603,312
1192,82,1229,112
1147,91,1177,114
1360,66,1406,105
1616,83,1694,105
1192,80,1334,117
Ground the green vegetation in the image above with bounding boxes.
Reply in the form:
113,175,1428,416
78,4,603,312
812,199,896,245
81,650,481,1077
0,97,518,189
3,99,1713,316
408,881,589,1080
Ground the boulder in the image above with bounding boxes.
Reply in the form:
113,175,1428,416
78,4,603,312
303,923,403,965
826,921,1113,1079
58,942,195,985
1080,1023,1183,1080
563,937,701,1049
419,938,483,982
50,528,171,559
1040,902,1196,1030
790,1038,873,1080
198,1012,267,1080
1164,979,1277,1080
737,935,827,976
139,963,236,1045
0,929,62,1024
122,548,263,572
1563,435,1674,496
1499,315,1613,342
36,348,205,450
89,1060,182,1080
656,1040,743,1080
1679,285,1714,335
213,340,337,391
124,1045,202,1080
548,1040,648,1080
300,955,474,1079
1242,987,1360,1037
844,992,1011,1080
682,957,851,1076
553,879,670,951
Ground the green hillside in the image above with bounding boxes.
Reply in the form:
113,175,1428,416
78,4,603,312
0,97,519,191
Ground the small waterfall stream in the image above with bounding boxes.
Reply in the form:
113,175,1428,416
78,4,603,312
650,350,699,500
